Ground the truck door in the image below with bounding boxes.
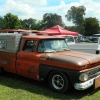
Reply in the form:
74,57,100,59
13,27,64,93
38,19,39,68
16,39,39,80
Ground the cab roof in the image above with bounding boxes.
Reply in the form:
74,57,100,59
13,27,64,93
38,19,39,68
22,35,65,40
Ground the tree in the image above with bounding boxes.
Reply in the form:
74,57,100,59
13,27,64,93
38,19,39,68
0,16,4,29
65,25,85,35
3,13,22,29
42,13,65,29
65,6,86,26
20,18,37,30
83,17,99,36
31,20,44,30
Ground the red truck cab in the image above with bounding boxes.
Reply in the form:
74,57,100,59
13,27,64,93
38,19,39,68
0,33,100,93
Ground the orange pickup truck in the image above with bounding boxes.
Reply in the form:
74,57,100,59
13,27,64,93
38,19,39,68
0,32,100,93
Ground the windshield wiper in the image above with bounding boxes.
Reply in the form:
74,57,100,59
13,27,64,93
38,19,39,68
53,49,67,52
60,48,69,51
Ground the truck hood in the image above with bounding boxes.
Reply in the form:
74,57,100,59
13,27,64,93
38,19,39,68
46,51,100,69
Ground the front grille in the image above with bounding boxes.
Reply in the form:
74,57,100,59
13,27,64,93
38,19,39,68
87,66,100,78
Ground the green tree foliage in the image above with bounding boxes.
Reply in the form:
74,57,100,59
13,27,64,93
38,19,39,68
65,25,85,35
42,13,65,29
3,13,22,29
65,6,86,26
31,20,44,30
0,16,4,29
20,18,43,30
83,17,99,36
20,18,36,29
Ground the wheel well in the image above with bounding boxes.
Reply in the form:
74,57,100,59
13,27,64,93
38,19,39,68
63,71,73,88
47,70,73,93
39,64,75,88
45,70,53,81
45,70,72,87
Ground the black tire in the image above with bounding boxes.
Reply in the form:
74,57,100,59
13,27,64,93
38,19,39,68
0,67,4,75
48,71,70,93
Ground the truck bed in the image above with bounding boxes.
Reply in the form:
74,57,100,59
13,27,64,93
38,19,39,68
0,51,16,73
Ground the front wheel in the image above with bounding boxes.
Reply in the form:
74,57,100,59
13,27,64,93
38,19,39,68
48,71,70,93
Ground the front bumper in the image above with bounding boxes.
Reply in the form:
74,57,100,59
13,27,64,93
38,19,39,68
74,74,100,90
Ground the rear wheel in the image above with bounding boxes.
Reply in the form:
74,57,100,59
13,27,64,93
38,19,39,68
48,71,70,93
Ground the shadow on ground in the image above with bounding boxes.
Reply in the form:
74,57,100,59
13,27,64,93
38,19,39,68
0,72,99,100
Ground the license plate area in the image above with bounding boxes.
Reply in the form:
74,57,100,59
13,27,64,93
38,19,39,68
94,77,100,89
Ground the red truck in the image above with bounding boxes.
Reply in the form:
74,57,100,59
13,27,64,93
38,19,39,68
0,32,100,93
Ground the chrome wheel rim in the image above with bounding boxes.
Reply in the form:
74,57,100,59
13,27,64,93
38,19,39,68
52,74,64,90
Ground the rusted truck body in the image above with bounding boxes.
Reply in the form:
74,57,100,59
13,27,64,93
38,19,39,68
0,32,100,93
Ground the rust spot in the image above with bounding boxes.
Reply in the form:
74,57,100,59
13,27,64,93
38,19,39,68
27,66,36,74
0,57,10,64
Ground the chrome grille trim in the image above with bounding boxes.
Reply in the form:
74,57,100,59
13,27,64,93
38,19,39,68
87,66,100,78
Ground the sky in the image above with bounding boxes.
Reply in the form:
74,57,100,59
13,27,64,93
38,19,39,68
0,0,100,26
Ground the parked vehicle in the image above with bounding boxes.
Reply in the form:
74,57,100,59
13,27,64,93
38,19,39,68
0,32,100,93
64,35,77,44
55,35,78,45
85,34,100,43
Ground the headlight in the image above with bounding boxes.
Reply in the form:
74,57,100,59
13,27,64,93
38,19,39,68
79,73,88,82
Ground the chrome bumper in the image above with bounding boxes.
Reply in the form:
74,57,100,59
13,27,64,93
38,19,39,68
74,75,100,90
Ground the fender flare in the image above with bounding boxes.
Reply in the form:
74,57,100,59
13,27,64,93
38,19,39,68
39,64,81,86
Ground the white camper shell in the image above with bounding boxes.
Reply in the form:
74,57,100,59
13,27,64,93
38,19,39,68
0,33,22,53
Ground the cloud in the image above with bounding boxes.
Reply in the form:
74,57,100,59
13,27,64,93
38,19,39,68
0,0,48,20
2,0,36,19
57,1,80,26
13,0,47,6
79,0,100,19
56,0,100,25
0,0,100,26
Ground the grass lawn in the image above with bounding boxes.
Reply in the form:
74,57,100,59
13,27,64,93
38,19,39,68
0,72,100,100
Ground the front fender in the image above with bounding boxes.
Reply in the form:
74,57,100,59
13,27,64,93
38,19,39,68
39,64,81,86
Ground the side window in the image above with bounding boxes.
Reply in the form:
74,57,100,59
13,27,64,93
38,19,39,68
0,40,6,49
23,40,37,52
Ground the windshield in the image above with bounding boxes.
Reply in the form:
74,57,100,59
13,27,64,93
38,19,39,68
38,39,69,52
